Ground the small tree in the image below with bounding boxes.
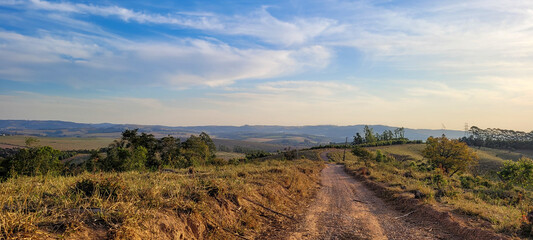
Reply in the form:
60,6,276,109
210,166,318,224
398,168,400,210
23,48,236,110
498,157,533,188
423,136,478,177
353,133,364,145
364,125,377,143
25,137,40,147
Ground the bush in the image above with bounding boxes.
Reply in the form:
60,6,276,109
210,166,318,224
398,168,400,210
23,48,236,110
352,146,372,160
498,157,533,188
245,150,271,160
460,175,478,189
375,150,386,162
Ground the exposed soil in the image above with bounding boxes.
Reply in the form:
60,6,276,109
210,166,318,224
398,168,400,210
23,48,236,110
276,151,508,240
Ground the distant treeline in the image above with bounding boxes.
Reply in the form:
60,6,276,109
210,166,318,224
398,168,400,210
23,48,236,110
461,126,533,150
312,125,422,149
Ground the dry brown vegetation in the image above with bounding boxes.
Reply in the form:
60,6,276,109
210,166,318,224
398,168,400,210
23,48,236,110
0,157,324,239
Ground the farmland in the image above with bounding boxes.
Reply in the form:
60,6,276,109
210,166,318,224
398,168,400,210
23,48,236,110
0,136,114,151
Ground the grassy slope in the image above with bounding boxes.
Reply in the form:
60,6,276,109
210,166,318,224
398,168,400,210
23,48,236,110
368,144,526,174
0,157,324,239
329,145,532,237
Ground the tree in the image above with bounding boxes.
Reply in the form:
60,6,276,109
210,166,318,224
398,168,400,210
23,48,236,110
157,135,181,168
423,136,478,177
394,127,405,139
199,132,216,159
364,125,377,143
382,130,394,141
182,135,210,165
123,146,147,171
25,137,39,147
353,133,364,145
2,146,62,177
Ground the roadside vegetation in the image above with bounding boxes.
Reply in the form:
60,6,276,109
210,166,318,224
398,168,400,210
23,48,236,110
329,137,532,238
0,130,325,239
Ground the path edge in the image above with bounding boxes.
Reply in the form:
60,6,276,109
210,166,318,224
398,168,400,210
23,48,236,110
342,166,512,240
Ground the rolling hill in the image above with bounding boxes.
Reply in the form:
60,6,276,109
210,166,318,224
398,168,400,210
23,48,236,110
0,120,465,146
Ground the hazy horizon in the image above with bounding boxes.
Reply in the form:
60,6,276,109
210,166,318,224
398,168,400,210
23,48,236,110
1,1,532,131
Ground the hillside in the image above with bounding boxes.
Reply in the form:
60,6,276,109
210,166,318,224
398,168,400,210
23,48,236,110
0,120,465,146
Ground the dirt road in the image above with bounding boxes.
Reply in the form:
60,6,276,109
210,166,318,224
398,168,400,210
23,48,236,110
286,152,456,240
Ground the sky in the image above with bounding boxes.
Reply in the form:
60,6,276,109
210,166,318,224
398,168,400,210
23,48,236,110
1,0,532,131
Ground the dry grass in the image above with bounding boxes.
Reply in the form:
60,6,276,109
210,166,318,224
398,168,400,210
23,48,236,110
0,158,324,239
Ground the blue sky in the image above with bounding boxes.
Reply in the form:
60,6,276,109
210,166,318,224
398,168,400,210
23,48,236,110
1,0,532,130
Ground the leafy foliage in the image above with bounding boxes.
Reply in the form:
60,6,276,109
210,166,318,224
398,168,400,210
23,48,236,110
0,130,222,179
351,146,372,160
498,157,533,188
0,146,62,178
423,136,478,177
245,150,271,160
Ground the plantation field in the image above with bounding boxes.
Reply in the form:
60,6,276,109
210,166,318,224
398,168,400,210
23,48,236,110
0,136,115,150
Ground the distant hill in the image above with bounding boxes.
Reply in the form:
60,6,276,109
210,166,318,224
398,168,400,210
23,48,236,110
0,120,465,145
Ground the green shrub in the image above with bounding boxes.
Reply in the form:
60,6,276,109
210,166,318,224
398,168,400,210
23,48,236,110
352,146,371,159
498,157,533,188
460,175,478,189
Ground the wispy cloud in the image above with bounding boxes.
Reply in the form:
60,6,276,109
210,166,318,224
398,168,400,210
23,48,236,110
0,30,331,87
3,0,340,46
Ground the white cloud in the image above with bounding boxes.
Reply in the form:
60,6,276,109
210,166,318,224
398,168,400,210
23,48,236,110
321,0,533,75
26,0,221,29
0,30,331,87
220,7,339,46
